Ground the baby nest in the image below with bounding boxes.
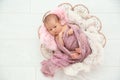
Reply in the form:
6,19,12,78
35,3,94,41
38,3,106,76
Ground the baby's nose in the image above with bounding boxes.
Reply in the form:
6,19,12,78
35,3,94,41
53,29,57,34
53,28,56,31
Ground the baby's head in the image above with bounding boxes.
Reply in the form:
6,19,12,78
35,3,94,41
43,14,63,36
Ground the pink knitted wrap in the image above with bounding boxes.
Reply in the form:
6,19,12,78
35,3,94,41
39,7,68,50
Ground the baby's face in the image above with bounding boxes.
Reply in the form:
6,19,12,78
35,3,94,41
45,17,63,36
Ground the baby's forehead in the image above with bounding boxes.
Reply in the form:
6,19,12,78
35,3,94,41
44,14,59,23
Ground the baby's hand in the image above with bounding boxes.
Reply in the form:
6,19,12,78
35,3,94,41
67,28,73,36
75,48,81,53
70,53,81,59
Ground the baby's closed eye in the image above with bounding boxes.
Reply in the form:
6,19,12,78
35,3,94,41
54,26,56,28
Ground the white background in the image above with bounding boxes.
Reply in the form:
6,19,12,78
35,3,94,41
0,0,120,80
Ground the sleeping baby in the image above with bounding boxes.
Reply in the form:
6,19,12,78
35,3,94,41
40,8,92,77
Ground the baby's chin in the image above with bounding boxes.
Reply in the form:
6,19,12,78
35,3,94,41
51,31,60,36
51,33,57,37
54,34,58,36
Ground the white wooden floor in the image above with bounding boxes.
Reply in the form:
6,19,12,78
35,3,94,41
0,0,120,80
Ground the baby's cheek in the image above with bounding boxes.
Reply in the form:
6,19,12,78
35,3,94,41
57,27,62,33
50,32,55,36
49,31,53,35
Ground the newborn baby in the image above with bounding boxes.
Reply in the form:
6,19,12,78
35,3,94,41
41,9,92,77
44,14,81,59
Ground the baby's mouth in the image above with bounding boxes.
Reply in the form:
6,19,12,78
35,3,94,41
55,33,58,36
55,32,58,36
55,32,58,34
